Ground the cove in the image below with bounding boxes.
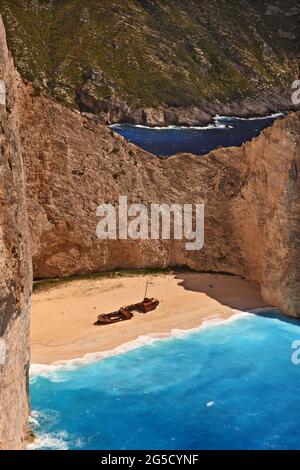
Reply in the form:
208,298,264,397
110,114,283,157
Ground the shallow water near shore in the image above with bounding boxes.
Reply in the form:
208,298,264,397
110,114,283,157
29,309,300,450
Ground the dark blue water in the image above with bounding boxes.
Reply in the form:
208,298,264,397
111,114,283,157
30,310,300,450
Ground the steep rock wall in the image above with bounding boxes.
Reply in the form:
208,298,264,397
20,81,300,316
0,7,299,450
0,17,32,449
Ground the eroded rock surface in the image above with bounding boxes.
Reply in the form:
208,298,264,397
20,81,300,316
0,17,32,450
0,6,300,449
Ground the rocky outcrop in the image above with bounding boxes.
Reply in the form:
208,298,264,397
19,73,300,316
1,1,299,126
76,91,295,127
0,17,32,449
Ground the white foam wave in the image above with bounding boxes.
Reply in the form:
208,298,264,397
27,409,85,450
30,310,253,379
215,112,283,122
27,431,85,451
110,113,282,132
28,413,39,429
27,432,70,450
111,123,232,130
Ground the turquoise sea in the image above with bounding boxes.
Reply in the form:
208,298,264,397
29,310,300,450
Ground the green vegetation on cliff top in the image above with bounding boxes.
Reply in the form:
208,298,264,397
1,0,299,109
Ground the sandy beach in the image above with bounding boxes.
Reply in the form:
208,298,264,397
30,272,269,364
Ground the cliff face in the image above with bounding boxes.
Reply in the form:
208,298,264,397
0,6,299,449
20,75,300,316
0,17,32,449
1,0,299,125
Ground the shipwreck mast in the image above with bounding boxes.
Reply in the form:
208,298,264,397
144,281,149,299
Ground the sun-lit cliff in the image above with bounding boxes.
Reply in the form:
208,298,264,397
0,6,300,448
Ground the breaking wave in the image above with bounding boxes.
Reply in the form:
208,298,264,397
110,113,283,131
30,310,254,379
29,307,299,450
27,410,85,450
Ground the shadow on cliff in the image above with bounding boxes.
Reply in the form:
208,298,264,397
174,271,270,312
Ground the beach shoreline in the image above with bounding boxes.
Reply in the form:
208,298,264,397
30,272,269,366
30,310,256,377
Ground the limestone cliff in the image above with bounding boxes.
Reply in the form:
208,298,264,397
0,17,32,449
20,78,300,316
0,6,300,450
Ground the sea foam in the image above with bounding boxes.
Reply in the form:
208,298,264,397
30,309,257,379
215,112,284,122
110,113,283,131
